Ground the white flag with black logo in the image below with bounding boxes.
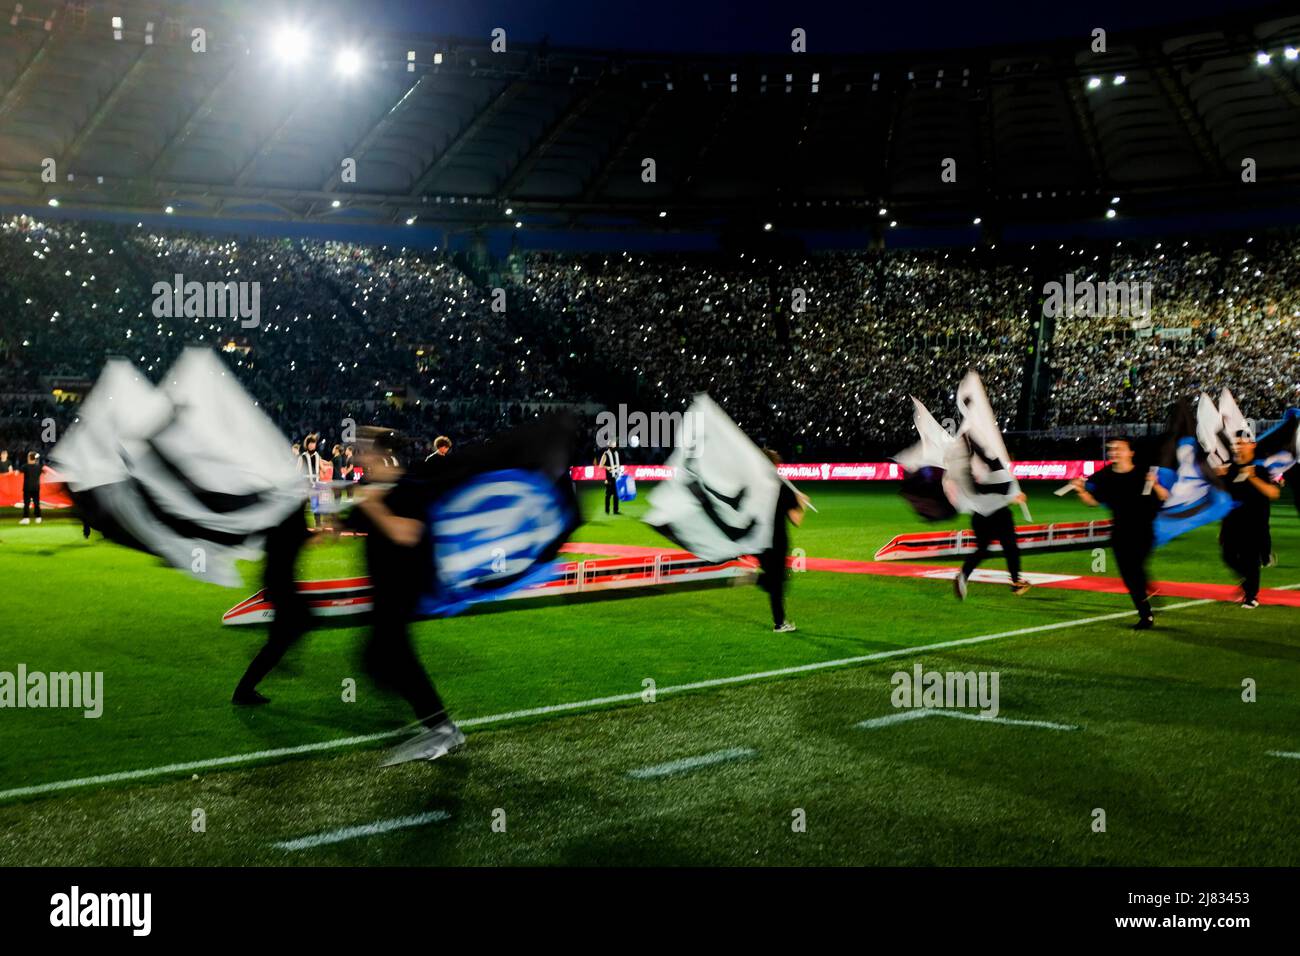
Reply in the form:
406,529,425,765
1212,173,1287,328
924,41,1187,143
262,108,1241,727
944,370,1021,516
643,394,780,561
52,348,303,586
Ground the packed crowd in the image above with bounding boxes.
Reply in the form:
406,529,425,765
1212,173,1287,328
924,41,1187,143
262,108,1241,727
2,213,1298,468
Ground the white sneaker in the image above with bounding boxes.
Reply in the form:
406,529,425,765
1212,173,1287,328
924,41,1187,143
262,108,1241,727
953,573,967,601
380,719,466,766
19,518,29,525
1242,599,1260,610
34,517,41,524
774,621,797,633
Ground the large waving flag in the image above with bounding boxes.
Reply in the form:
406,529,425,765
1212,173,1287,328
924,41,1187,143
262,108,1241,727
1255,407,1300,480
893,397,957,521
1196,392,1232,468
413,414,581,617
1153,398,1236,547
51,349,303,586
643,394,781,561
943,371,1022,516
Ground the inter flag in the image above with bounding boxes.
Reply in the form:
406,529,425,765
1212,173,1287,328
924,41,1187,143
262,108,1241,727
943,371,1022,516
893,397,957,521
1153,397,1237,547
412,414,581,617
51,349,303,586
643,394,781,562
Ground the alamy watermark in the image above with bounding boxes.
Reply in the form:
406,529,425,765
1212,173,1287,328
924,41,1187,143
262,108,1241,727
151,272,260,328
595,404,699,449
1043,273,1151,320
0,664,103,718
890,663,999,718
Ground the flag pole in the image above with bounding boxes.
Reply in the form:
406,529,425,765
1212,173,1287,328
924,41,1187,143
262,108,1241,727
780,473,818,513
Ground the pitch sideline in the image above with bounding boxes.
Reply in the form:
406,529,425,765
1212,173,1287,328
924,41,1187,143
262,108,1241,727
0,595,1249,803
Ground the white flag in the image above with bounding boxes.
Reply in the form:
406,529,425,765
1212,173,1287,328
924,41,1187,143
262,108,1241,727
643,394,781,561
52,349,303,587
944,371,1021,516
1197,392,1232,468
894,396,954,472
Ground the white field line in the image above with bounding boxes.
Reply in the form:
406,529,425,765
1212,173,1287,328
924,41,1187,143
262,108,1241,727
857,710,1078,731
1266,751,1300,760
273,810,450,851
627,747,757,779
0,596,1230,803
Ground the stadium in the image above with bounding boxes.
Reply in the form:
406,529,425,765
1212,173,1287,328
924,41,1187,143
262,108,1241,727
0,0,1298,926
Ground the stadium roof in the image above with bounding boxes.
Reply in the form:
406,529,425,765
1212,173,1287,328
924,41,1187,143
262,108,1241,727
2,1,1300,234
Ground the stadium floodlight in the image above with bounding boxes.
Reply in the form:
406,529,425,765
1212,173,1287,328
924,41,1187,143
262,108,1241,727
1256,51,1272,66
1087,76,1102,90
336,49,363,76
272,26,310,64
1286,47,1298,61
47,198,58,207
1112,73,1126,85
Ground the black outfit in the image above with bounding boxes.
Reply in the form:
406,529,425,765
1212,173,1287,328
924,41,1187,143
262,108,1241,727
599,448,621,514
960,505,1022,583
20,461,41,520
1220,463,1276,603
1086,465,1158,621
353,463,447,727
758,483,799,626
233,506,313,699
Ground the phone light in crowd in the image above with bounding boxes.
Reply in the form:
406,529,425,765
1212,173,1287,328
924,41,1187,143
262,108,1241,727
273,27,310,64
405,216,416,225
1105,209,1117,219
111,15,122,40
164,206,174,214
47,198,59,207
973,216,982,225
1110,196,1120,205
889,220,898,227
878,207,888,216
504,206,514,215
515,221,523,229
1086,76,1102,90
1256,51,1272,66
330,199,340,208
1112,74,1126,85
658,210,667,218
763,222,773,231
336,49,363,77
1286,47,1298,61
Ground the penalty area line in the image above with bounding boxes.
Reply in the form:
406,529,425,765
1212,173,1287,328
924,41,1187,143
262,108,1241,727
0,595,1228,803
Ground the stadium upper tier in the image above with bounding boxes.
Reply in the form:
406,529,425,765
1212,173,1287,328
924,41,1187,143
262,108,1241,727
1,4,1299,229
1,215,1297,458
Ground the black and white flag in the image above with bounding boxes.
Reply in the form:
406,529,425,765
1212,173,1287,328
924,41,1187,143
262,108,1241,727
943,371,1022,516
643,394,781,562
52,348,304,586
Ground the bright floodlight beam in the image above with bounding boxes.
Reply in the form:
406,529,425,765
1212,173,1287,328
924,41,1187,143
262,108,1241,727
336,48,362,76
273,27,309,64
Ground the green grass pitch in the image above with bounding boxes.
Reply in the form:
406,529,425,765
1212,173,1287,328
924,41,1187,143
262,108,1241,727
1,484,1298,866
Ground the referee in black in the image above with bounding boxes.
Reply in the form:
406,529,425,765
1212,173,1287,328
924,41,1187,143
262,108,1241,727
1073,437,1168,629
1216,432,1280,608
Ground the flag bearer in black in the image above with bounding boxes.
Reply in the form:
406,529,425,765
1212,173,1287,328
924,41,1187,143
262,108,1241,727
232,504,313,705
1073,437,1168,629
759,449,807,633
1217,435,1280,608
19,451,42,525
954,497,1031,600
351,428,463,765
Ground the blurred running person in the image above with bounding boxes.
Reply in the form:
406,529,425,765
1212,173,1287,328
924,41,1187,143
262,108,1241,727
759,449,807,633
1073,437,1168,629
1218,433,1280,608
